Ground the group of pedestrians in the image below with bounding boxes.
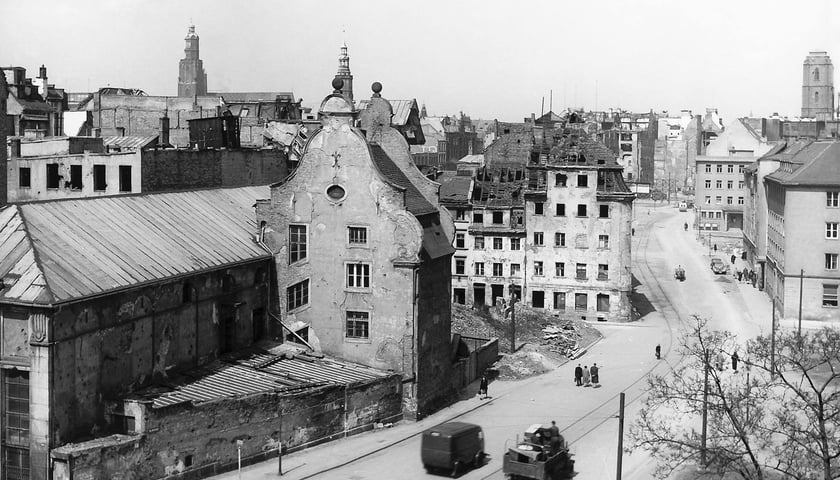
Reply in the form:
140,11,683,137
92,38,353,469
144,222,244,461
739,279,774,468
574,363,600,387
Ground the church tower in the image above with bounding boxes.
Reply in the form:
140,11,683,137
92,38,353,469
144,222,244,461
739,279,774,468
334,43,354,102
178,24,208,97
801,51,834,119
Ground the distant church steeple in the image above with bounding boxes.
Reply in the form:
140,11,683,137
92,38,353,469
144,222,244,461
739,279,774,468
802,51,834,119
178,24,208,97
334,43,354,101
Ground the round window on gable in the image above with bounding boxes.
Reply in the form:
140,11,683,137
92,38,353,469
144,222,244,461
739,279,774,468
326,184,347,202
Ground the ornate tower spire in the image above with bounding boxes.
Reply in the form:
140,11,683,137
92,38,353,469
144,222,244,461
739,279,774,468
178,23,208,97
334,43,354,101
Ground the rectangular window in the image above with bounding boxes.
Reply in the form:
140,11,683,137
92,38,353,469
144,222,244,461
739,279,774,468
727,196,733,205
705,196,711,204
575,293,587,311
93,164,106,191
738,181,744,189
705,180,711,189
597,293,610,312
289,225,307,263
576,263,587,280
534,261,544,276
826,254,839,270
599,205,609,218
534,202,544,215
346,311,370,339
828,192,840,207
598,264,609,280
455,257,466,275
555,203,565,216
553,292,566,310
726,164,733,173
492,211,503,224
554,232,566,247
3,370,29,447
533,232,544,246
46,163,59,189
287,280,309,310
252,308,266,342
715,196,722,204
455,232,466,249
455,209,466,221
493,237,503,250
510,263,521,276
70,164,82,190
823,284,839,307
492,263,503,276
727,180,733,190
598,235,609,249
716,164,723,173
555,262,565,277
532,290,545,308
474,262,485,276
555,173,567,186
577,174,588,187
715,180,722,189
3,447,30,480
118,165,132,192
18,167,30,188
827,223,839,239
738,196,744,205
474,236,485,249
473,212,484,224
577,204,587,217
348,226,368,245
510,238,521,250
347,263,371,288
705,164,712,173
453,288,466,305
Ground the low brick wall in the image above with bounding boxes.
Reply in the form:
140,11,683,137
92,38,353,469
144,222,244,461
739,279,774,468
50,375,402,480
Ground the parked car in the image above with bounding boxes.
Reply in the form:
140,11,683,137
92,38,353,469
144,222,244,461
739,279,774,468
710,257,728,274
421,422,485,477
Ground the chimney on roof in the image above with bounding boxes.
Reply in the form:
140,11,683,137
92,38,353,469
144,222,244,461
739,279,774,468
160,113,170,147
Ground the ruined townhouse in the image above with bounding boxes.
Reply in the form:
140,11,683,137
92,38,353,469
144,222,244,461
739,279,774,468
256,80,457,420
441,121,635,321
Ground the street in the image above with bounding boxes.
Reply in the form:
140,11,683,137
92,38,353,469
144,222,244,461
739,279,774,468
212,200,774,480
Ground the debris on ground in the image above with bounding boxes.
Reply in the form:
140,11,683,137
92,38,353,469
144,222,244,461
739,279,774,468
451,303,603,380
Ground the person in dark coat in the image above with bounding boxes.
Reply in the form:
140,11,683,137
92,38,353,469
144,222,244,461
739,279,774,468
731,352,739,372
548,421,562,454
731,254,736,264
655,344,661,359
574,364,583,386
590,363,600,385
479,374,489,399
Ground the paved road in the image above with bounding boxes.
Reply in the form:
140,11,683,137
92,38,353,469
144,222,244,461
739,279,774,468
211,202,773,480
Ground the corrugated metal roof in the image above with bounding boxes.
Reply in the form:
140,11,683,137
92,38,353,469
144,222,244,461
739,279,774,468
0,186,271,305
134,346,392,408
101,135,158,150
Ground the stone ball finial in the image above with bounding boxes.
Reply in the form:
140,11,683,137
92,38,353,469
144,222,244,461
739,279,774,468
372,82,382,96
332,78,344,92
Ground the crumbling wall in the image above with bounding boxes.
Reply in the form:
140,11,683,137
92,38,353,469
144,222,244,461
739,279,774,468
140,148,287,192
50,376,401,480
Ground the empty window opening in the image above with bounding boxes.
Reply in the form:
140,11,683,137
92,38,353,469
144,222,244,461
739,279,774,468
118,165,132,192
93,164,106,191
69,165,82,190
18,167,30,188
46,163,60,189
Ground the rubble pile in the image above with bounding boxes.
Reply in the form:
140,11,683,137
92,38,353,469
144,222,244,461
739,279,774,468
540,322,582,358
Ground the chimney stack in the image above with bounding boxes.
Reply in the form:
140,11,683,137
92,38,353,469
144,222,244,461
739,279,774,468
160,114,170,146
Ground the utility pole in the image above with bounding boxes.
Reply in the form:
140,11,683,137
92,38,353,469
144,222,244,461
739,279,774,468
616,392,625,480
508,285,519,353
701,351,709,467
278,416,284,475
798,269,804,337
771,299,777,379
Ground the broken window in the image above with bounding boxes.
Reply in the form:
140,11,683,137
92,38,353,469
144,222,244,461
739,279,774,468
18,167,30,188
453,288,466,305
287,279,309,310
553,292,566,310
555,173,567,186
556,203,565,216
577,174,588,187
93,164,106,191
510,263,521,275
474,262,485,276
534,261,544,276
289,225,307,264
598,235,610,249
473,212,484,224
492,211,504,224
346,311,369,339
577,204,587,217
118,165,132,192
575,293,587,311
534,202,544,215
576,263,587,280
346,263,370,289
555,262,565,277
474,236,485,249
532,290,545,308
599,205,609,218
511,209,524,226
46,163,59,189
598,264,609,281
111,414,135,434
597,293,610,312
70,165,82,190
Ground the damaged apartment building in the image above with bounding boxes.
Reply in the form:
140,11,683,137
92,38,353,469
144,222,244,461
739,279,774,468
0,79,476,480
440,116,635,321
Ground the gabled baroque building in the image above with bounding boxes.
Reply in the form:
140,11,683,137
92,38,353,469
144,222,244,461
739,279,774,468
256,80,456,418
441,122,635,321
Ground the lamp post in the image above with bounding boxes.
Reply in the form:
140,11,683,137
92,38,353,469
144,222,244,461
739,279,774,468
507,285,519,353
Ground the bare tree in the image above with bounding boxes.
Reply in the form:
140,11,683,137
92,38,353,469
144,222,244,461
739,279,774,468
628,316,769,479
748,327,840,480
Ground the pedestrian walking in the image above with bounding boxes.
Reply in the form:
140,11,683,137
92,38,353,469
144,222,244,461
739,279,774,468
574,364,583,386
582,365,591,386
731,351,739,372
730,254,736,264
479,374,489,399
655,344,661,359
590,363,600,385
737,269,743,282
713,244,718,252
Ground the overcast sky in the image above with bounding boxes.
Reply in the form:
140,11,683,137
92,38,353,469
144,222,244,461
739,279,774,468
3,0,839,122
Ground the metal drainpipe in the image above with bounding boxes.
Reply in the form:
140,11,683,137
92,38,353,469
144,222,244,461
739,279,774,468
412,266,419,398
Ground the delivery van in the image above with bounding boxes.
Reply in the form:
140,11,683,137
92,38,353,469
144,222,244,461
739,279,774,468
421,422,485,476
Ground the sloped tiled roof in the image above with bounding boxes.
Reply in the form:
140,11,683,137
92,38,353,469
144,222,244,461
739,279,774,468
369,145,438,216
0,186,271,305
765,141,840,186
